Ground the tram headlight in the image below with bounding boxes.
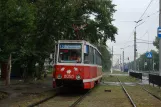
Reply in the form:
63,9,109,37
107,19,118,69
76,75,81,80
57,74,62,79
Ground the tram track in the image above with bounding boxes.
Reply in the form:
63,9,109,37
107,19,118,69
27,86,94,107
138,83,161,101
69,88,94,107
116,76,137,107
116,75,161,107
27,86,62,107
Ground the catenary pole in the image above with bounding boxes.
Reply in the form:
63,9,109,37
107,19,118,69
120,55,121,71
123,50,124,72
111,46,113,73
159,0,161,76
134,27,137,72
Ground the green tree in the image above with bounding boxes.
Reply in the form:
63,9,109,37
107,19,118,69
0,0,36,83
98,45,111,71
31,0,117,73
153,36,159,50
0,0,117,80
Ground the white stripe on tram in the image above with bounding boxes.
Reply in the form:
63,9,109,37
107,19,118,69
56,63,102,68
83,75,102,83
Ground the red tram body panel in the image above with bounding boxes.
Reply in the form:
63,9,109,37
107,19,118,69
53,40,102,89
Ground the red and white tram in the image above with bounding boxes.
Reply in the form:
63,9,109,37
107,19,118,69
53,40,102,89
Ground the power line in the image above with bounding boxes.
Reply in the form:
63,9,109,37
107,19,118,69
111,40,134,47
116,0,156,60
142,11,159,21
118,1,158,49
136,42,153,44
121,11,157,47
126,29,135,43
138,0,155,21
135,21,146,28
136,38,153,42
139,31,148,39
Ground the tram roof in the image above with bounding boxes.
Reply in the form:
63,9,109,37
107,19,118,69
58,40,85,43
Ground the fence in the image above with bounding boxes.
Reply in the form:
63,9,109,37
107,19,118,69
149,74,161,87
129,72,142,80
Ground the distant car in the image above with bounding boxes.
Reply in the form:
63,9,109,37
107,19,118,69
124,65,129,72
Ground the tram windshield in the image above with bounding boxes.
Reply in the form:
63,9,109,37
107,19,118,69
58,43,82,63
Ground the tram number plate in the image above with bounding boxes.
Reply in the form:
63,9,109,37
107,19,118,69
64,75,74,79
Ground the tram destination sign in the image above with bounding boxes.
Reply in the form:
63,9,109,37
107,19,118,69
60,44,81,49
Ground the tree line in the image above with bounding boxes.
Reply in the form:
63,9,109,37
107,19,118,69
0,0,117,82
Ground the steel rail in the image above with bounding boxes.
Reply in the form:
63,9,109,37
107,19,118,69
69,87,95,107
28,93,58,107
116,77,137,107
27,86,62,107
138,83,161,101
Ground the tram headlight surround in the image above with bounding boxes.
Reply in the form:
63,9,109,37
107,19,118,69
57,74,62,79
76,75,81,80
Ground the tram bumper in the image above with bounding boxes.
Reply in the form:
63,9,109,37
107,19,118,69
55,79,83,87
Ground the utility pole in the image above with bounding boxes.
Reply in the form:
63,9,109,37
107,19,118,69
111,46,113,73
120,55,122,71
134,27,137,72
138,60,140,72
159,0,161,76
123,50,124,72
133,19,143,72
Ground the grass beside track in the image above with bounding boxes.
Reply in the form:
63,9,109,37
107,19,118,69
125,85,161,107
77,85,132,107
103,75,139,83
102,75,118,82
143,85,161,99
11,90,56,107
112,70,128,74
104,70,128,75
118,76,140,83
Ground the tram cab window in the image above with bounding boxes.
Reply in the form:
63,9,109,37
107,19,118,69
58,43,82,63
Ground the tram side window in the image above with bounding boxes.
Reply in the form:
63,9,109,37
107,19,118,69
84,45,90,64
95,50,101,66
94,49,97,64
89,46,94,64
96,51,99,65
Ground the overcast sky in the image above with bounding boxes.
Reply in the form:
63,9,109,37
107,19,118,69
107,0,159,65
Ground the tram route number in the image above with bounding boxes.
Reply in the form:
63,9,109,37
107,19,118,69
64,74,74,79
